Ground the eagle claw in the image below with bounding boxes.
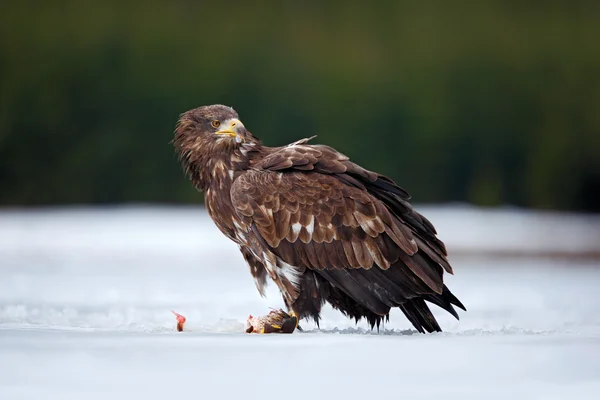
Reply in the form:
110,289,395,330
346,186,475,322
279,315,298,333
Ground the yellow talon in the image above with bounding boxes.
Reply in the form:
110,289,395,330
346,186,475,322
290,311,299,328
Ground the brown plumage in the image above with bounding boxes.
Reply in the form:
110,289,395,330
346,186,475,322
173,104,465,333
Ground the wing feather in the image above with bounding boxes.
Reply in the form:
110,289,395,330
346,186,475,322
231,143,453,312
299,241,316,269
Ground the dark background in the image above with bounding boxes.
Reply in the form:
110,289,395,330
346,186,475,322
1,1,599,211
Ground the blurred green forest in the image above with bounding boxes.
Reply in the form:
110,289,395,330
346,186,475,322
1,1,599,211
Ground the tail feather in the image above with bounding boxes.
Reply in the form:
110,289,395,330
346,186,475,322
315,260,465,333
444,285,467,311
423,284,466,320
400,298,442,333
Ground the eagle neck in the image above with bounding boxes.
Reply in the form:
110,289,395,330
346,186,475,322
191,142,261,193
197,141,262,240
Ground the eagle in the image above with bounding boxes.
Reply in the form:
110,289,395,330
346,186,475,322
173,104,465,333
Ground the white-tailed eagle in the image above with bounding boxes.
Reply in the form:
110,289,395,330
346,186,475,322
173,104,465,333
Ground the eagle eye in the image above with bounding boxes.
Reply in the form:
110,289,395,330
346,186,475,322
211,120,221,128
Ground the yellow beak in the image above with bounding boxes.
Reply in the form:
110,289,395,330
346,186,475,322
216,118,243,140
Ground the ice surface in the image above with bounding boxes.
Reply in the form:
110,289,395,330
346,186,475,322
1,206,599,399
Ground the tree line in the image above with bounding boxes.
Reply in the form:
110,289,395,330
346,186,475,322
1,1,598,211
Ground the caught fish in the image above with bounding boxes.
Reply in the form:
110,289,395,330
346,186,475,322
245,309,298,334
172,310,186,332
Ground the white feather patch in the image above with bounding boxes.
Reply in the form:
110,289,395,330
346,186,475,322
291,222,302,235
305,215,315,234
233,219,248,232
264,255,277,274
278,260,303,289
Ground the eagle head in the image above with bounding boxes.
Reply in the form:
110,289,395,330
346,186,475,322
173,104,256,189
174,104,250,149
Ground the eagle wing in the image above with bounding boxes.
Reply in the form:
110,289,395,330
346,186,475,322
230,141,463,330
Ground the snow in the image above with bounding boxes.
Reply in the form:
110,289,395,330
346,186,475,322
1,205,599,399
417,204,600,256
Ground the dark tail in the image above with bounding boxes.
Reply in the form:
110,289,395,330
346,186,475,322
403,284,466,333
400,298,441,333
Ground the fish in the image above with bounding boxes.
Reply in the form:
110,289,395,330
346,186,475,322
244,309,298,334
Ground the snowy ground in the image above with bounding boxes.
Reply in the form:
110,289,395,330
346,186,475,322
1,206,599,399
